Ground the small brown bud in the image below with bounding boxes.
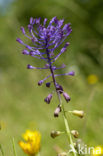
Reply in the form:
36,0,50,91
44,94,52,104
63,92,71,102
72,110,84,118
51,130,61,138
71,130,79,138
54,106,61,117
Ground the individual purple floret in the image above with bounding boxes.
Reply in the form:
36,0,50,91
54,105,61,117
44,94,53,104
56,83,63,94
63,92,71,102
46,82,51,88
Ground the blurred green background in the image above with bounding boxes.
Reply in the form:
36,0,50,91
0,0,103,155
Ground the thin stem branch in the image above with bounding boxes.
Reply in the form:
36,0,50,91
46,46,77,156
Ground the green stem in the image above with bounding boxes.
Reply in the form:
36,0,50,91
58,94,77,156
47,51,77,156
62,106,77,156
12,138,17,156
0,144,4,156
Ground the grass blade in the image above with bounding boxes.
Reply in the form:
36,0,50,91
0,144,4,156
12,138,17,156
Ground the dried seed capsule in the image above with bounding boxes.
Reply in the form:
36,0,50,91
72,110,84,118
63,92,71,102
54,106,61,117
71,130,79,138
51,130,61,138
44,94,52,104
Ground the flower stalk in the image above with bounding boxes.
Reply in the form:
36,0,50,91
48,60,77,156
62,106,77,156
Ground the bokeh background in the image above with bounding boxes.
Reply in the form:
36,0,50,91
0,0,103,155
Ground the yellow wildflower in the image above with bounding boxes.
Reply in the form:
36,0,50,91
92,146,103,156
19,130,41,156
87,74,98,85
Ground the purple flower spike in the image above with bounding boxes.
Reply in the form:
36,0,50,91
17,17,72,65
17,17,74,109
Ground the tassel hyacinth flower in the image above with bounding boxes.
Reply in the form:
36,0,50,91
16,16,73,92
16,16,74,106
17,17,84,156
